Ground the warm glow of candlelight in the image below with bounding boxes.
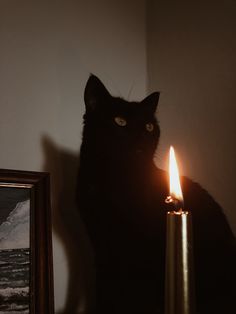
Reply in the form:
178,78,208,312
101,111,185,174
169,146,183,202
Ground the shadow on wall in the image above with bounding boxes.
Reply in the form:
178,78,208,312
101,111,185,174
42,135,95,314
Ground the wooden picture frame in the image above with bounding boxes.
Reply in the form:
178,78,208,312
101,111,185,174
0,169,54,314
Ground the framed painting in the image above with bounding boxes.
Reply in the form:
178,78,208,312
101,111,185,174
0,169,54,314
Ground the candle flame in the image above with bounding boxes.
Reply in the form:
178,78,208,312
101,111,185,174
169,146,183,202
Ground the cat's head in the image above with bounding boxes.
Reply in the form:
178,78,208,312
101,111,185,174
82,74,160,164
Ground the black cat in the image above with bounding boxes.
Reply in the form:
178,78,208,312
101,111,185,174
77,75,236,314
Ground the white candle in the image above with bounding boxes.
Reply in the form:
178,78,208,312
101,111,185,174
165,146,195,314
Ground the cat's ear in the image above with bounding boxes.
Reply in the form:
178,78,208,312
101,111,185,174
141,92,160,115
84,74,111,112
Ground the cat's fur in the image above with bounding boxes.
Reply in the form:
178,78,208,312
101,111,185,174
77,75,236,314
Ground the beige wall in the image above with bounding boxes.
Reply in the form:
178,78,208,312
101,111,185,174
147,0,236,233
0,1,147,312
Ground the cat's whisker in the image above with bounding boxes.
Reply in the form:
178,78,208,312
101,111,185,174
127,82,135,101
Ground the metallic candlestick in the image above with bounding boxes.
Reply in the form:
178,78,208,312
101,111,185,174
165,205,195,314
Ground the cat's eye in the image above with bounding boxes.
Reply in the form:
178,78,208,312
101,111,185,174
114,116,127,127
146,123,154,132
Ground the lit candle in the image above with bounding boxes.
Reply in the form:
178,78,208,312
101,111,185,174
165,146,195,314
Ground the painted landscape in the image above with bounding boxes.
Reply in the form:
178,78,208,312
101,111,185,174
0,188,30,314
0,248,30,313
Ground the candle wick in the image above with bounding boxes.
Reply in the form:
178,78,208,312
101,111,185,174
165,195,184,212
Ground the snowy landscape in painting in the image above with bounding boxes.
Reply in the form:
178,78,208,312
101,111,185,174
0,198,30,314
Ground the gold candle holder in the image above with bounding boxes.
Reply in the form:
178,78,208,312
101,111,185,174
165,209,195,314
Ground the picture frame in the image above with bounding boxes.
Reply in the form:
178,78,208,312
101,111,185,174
0,169,54,314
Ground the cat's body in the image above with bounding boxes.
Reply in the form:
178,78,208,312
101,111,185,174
77,75,236,314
